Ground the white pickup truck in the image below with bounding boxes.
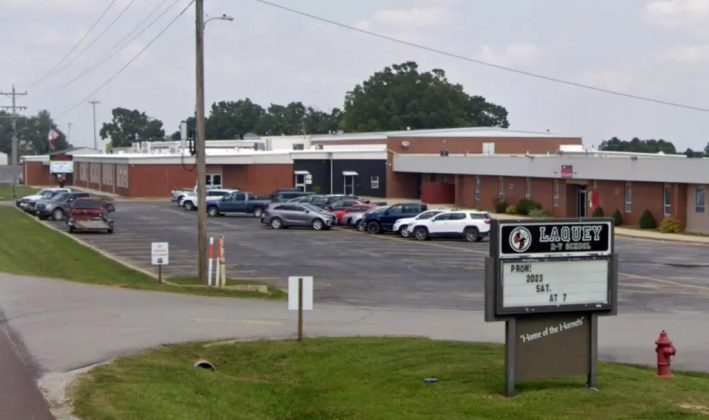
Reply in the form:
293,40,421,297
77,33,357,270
179,188,239,211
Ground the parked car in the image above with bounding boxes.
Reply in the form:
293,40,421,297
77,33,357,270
180,189,238,211
206,191,271,217
271,189,312,202
408,210,491,242
66,198,114,234
354,206,390,231
170,187,194,204
324,197,368,211
331,203,376,225
393,209,453,238
17,188,71,212
35,192,91,220
261,203,337,230
363,203,428,234
289,194,359,209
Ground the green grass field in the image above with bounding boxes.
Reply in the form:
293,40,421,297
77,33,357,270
70,337,709,419
0,207,285,299
0,184,38,200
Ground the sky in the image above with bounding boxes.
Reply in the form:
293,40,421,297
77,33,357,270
1,0,709,151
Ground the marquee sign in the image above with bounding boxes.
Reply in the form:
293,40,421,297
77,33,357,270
485,218,618,396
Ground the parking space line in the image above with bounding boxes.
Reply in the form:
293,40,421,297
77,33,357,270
620,272,709,293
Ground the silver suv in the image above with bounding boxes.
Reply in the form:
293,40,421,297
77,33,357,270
261,203,337,230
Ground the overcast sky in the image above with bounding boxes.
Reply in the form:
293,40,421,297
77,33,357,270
2,0,709,151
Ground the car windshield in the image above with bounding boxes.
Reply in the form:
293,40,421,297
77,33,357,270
302,204,324,213
38,189,54,197
417,211,441,220
52,192,68,201
369,206,389,214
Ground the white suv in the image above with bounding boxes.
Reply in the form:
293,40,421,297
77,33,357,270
408,210,491,242
393,209,453,238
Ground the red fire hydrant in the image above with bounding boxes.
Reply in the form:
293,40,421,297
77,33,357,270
655,330,676,378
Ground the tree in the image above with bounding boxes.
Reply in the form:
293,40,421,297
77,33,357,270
99,107,165,148
205,99,264,139
339,61,509,131
599,137,677,154
304,107,342,134
704,141,709,157
0,109,69,156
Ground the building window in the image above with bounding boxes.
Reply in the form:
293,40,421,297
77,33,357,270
294,171,310,192
553,180,559,207
624,182,632,213
696,186,705,213
663,184,672,216
116,165,129,188
525,178,532,200
498,177,505,200
206,174,222,188
102,164,113,186
370,176,379,190
475,176,481,202
79,163,88,182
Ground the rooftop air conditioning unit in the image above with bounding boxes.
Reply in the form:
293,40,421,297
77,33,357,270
293,143,305,150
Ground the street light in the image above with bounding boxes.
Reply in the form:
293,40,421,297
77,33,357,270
195,4,233,284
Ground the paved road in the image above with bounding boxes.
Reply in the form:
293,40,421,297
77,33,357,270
45,201,709,313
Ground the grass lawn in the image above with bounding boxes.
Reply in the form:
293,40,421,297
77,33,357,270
70,337,709,420
0,184,38,200
0,207,285,299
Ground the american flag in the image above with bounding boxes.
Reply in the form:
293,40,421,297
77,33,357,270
48,128,59,151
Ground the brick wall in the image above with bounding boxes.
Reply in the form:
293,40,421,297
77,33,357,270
126,164,198,197
24,162,50,185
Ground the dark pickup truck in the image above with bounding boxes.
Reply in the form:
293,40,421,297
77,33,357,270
206,192,271,217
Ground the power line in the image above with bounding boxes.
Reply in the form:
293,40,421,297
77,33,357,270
52,0,180,92
28,0,119,87
55,0,195,119
55,0,138,74
252,0,709,114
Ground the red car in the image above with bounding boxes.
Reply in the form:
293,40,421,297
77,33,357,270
66,198,114,234
331,203,376,225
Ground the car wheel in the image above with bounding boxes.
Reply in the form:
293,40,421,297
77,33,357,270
183,201,195,211
356,220,366,232
311,219,325,231
253,207,264,218
68,225,75,233
414,227,429,241
366,221,381,234
207,206,219,217
464,227,480,242
270,217,283,230
53,208,64,221
399,225,410,238
107,227,114,234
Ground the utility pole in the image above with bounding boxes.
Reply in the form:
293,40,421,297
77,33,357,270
88,100,100,151
195,0,208,284
1,85,28,198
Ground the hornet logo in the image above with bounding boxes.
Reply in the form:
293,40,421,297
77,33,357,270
509,227,532,252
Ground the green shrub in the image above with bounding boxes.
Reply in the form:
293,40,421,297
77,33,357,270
592,207,604,217
658,217,684,233
494,200,508,213
639,210,657,229
516,199,542,216
612,210,623,226
312,185,322,194
505,205,518,215
528,208,552,218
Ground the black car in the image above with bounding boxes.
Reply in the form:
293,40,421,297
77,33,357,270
35,192,91,220
362,203,428,234
271,189,312,202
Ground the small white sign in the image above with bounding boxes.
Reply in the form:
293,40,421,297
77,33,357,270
151,242,169,265
50,161,74,174
288,276,313,310
502,260,608,308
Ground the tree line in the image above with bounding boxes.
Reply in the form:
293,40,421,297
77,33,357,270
0,110,70,157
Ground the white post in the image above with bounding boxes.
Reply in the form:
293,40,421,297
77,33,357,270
215,237,221,288
207,237,214,286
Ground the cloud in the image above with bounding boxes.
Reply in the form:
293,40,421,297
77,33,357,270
356,6,451,30
476,43,541,67
657,44,709,63
643,0,709,27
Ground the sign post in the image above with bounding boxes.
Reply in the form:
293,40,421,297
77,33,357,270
151,242,169,283
288,276,313,342
485,219,617,396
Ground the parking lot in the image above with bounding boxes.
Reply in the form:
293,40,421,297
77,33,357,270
43,201,709,312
